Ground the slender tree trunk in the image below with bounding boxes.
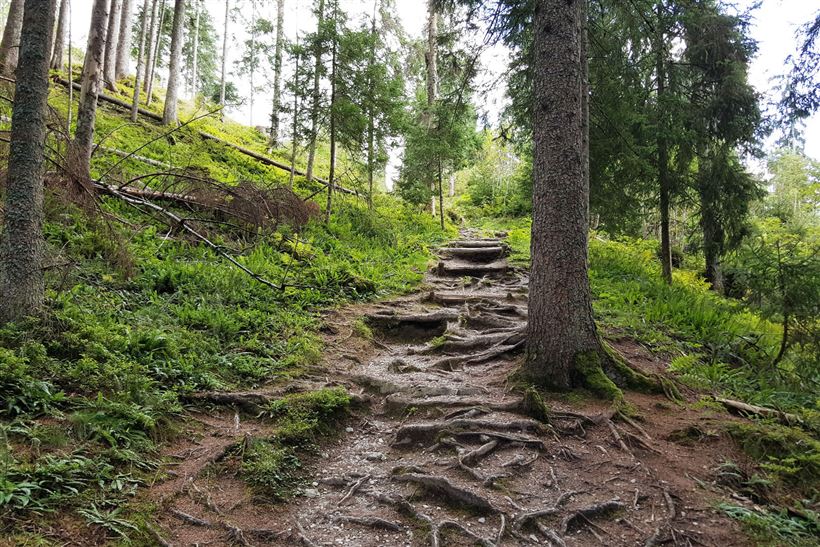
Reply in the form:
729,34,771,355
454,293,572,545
524,0,608,390
269,0,284,145
438,161,444,229
162,0,185,125
219,0,228,108
656,4,672,284
772,241,789,367
426,0,438,216
142,0,158,92
448,173,455,197
305,0,325,182
131,0,149,121
66,0,72,131
50,0,69,70
698,147,723,294
72,0,109,179
103,0,122,90
288,36,300,189
248,0,255,124
0,0,24,76
0,0,57,324
190,0,199,96
325,0,337,223
146,0,164,104
115,0,133,79
366,0,376,209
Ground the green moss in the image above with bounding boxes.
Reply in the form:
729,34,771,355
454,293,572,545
240,440,302,500
725,421,820,495
574,350,624,402
521,387,552,423
263,388,351,446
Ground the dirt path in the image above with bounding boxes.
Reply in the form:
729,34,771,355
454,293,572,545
147,233,753,546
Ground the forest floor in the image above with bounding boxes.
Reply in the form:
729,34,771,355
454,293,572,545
144,232,758,547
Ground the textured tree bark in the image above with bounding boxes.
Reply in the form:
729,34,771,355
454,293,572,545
103,0,122,90
50,0,69,70
289,36,300,189
0,0,57,324
131,0,150,121
72,0,109,179
142,0,158,92
426,0,438,215
305,0,325,182
0,0,25,76
162,0,185,125
699,189,724,294
366,0,376,209
524,0,608,390
269,0,284,146
219,0,228,108
146,0,165,104
115,0,133,79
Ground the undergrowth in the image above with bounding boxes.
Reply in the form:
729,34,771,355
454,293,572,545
0,77,450,540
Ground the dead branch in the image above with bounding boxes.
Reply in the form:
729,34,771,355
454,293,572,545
460,439,499,467
715,397,803,426
337,474,370,506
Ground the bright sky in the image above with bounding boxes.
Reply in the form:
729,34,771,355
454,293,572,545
68,0,819,163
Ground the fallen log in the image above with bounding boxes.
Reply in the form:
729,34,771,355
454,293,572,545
715,397,803,426
97,145,172,169
437,246,508,261
449,240,505,248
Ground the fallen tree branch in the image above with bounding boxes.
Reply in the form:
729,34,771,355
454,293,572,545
392,472,497,513
715,397,803,426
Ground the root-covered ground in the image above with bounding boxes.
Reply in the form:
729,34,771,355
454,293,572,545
146,233,755,546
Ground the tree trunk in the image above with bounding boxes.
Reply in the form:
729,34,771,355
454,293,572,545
131,0,150,121
438,161,445,229
115,0,133,79
426,0,438,215
698,149,723,294
190,0,199,96
72,0,109,180
305,0,325,182
366,0,376,209
289,36,300,189
325,0,336,223
142,0,158,92
0,0,57,324
146,0,165,104
219,0,228,108
524,0,608,390
103,0,122,90
449,173,455,197
269,0,284,146
50,0,69,70
162,0,185,125
0,0,24,76
655,4,672,284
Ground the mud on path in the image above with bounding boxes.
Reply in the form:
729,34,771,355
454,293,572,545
148,233,754,546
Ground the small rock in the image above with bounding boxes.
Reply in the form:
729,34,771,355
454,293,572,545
303,488,320,498
345,427,354,433
365,452,386,461
478,517,486,524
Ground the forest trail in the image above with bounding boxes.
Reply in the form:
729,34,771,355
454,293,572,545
147,233,754,547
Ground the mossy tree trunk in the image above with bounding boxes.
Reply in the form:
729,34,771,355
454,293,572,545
0,0,58,324
523,0,613,394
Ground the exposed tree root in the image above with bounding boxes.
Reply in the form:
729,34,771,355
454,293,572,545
560,499,625,534
429,341,524,370
436,259,508,277
384,394,523,414
438,246,508,261
365,309,459,329
512,490,577,533
337,474,370,506
392,472,497,513
438,520,496,547
449,239,509,248
394,417,546,445
334,515,404,531
460,439,499,466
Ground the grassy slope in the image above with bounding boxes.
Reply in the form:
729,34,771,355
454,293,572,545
0,78,452,540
